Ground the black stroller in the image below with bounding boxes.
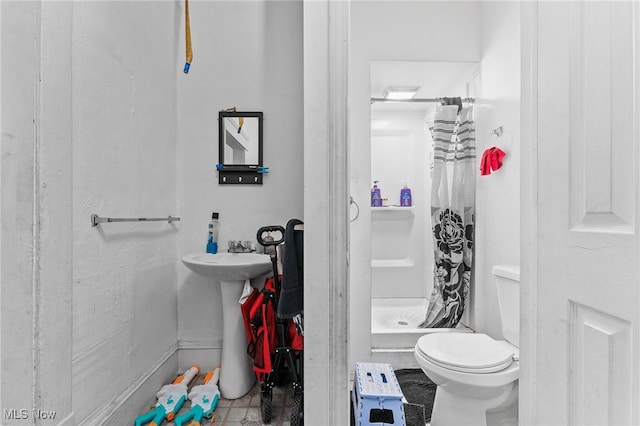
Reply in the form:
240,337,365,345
247,220,304,425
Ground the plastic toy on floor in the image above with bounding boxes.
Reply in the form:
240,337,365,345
135,365,200,426
174,365,221,426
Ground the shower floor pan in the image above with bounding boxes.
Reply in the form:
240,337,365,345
371,297,472,349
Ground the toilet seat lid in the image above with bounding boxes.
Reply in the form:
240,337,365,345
417,333,515,372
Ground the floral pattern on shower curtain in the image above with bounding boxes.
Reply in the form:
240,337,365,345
419,105,475,328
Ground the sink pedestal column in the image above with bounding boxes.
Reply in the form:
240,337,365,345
219,279,256,399
181,253,272,399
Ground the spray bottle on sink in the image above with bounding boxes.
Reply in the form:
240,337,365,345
206,212,220,254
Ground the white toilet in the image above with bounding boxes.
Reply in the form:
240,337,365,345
414,265,520,426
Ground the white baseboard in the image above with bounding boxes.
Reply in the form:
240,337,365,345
80,344,178,426
177,340,222,372
80,342,226,425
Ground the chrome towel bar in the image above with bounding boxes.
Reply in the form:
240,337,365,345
91,214,180,227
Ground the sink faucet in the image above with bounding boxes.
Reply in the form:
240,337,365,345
228,240,255,253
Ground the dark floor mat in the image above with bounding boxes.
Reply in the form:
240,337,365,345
403,402,426,426
395,368,437,424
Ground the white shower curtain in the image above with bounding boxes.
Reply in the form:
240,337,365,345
420,104,475,328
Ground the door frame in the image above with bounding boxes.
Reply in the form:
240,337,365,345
519,2,538,424
303,0,350,424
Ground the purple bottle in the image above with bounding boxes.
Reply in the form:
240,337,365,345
371,181,382,207
400,183,412,207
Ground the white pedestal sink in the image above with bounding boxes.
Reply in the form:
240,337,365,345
182,252,272,399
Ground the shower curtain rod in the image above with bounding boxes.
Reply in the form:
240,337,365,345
370,97,475,104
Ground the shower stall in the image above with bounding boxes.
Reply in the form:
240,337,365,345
366,61,478,367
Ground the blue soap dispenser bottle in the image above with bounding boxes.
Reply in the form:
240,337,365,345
371,181,382,207
400,183,412,207
206,212,220,254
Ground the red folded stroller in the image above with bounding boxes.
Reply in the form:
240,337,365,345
241,221,304,425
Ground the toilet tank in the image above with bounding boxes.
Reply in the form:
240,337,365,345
493,264,520,347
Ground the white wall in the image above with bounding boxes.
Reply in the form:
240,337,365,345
349,1,481,365
176,1,303,368
370,117,431,299
1,2,302,418
71,2,180,422
1,1,55,417
473,1,521,339
1,1,181,423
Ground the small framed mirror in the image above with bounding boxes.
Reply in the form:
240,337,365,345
218,111,264,184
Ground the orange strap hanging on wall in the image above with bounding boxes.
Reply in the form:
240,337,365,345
184,0,193,73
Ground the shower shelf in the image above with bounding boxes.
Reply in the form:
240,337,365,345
372,259,414,268
371,206,414,213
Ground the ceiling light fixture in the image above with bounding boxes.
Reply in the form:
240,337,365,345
382,86,421,100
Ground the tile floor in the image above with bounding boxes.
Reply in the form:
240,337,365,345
156,378,296,426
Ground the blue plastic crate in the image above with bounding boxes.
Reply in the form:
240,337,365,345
352,362,405,426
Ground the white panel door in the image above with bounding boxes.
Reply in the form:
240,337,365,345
531,1,640,424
